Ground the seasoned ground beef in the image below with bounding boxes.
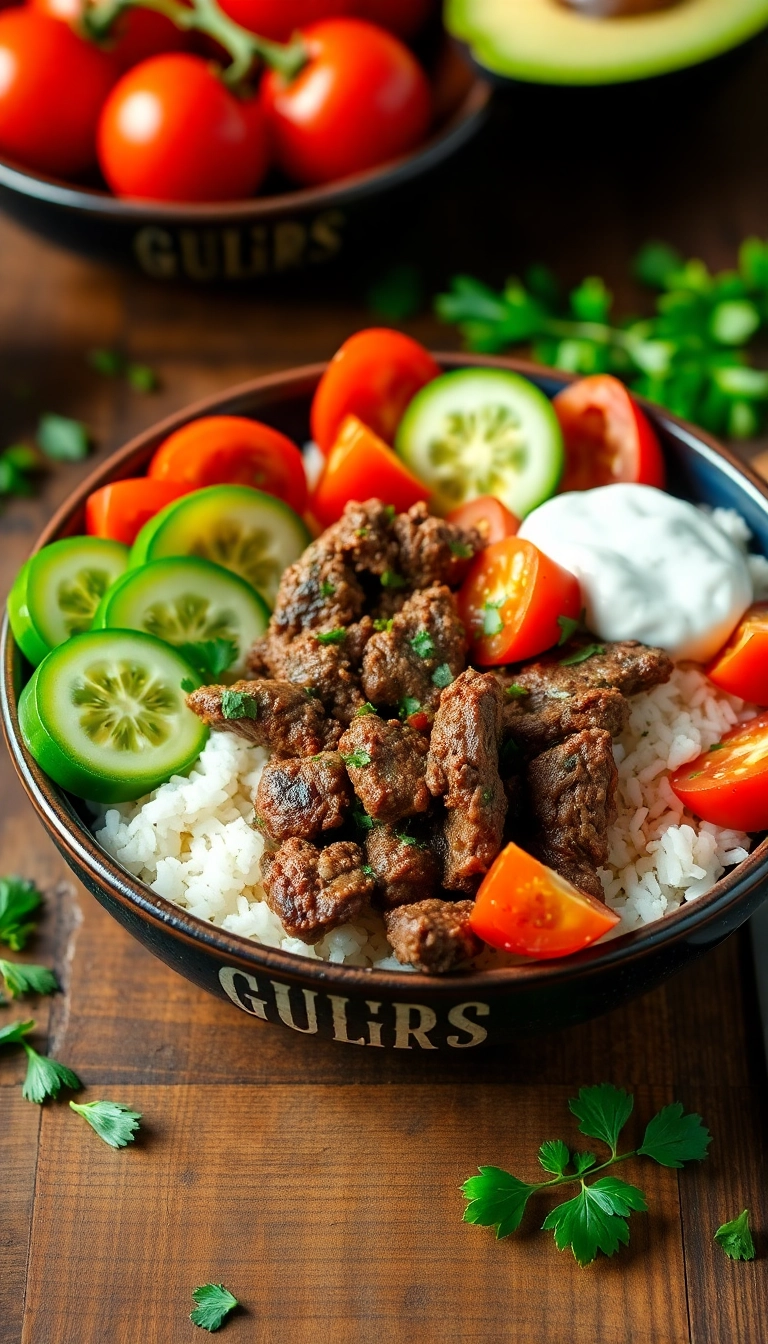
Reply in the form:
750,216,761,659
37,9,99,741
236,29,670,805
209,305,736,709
261,837,374,942
384,898,482,973
364,824,440,908
361,584,467,713
325,499,400,578
393,500,482,589
269,544,365,640
426,668,506,894
526,728,618,900
261,629,368,725
339,715,431,823
254,752,352,843
186,679,337,756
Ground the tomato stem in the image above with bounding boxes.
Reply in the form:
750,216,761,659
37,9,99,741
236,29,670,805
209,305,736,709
83,0,308,88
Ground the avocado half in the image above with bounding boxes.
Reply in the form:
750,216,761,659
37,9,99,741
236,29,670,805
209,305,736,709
445,0,768,85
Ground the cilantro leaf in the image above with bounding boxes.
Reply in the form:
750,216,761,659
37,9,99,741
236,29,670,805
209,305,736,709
482,599,504,637
0,1018,35,1047
319,579,336,597
572,1152,597,1175
220,690,258,722
398,696,421,720
355,702,378,716
69,1098,142,1148
381,569,406,590
373,617,393,632
22,1044,81,1103
0,877,43,951
449,539,473,559
714,1209,755,1261
542,1178,646,1267
538,1139,570,1176
431,663,453,688
637,1103,712,1168
37,414,89,462
178,638,238,681
126,363,158,393
181,678,197,694
569,1084,634,1155
88,348,124,376
342,750,372,769
410,629,435,659
505,683,530,698
190,1284,239,1332
361,864,375,878
367,263,424,322
462,1167,536,1239
557,613,582,646
316,628,346,645
352,806,377,831
560,644,606,667
0,960,58,1000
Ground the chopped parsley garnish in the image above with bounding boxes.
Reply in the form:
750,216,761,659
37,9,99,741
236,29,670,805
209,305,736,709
410,629,435,659
126,363,158,393
342,750,372,769
319,579,336,598
449,539,473,559
382,504,396,522
88,347,124,376
361,864,375,878
0,960,58,1000
505,684,530,699
37,413,89,462
88,349,158,393
0,1018,35,1047
462,1085,711,1267
221,690,258,721
381,569,406,590
0,876,43,951
373,617,394,632
190,1283,239,1332
481,788,494,805
316,628,346,645
708,741,726,752
352,806,378,831
395,831,425,848
22,1044,81,1104
560,644,606,667
179,638,238,681
355,526,369,539
355,702,378,716
714,1209,755,1261
431,663,453,688
70,1098,142,1148
399,696,421,719
482,600,504,637
556,612,583,646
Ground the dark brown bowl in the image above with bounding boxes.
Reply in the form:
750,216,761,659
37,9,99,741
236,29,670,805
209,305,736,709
3,354,768,1050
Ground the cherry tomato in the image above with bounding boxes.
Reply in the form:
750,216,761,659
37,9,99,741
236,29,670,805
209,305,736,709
447,496,519,546
706,603,768,705
470,842,620,960
148,415,308,514
260,18,431,186
32,0,188,71
553,375,666,493
85,478,190,546
670,711,768,832
352,0,436,39
0,10,117,178
457,537,581,666
311,328,440,454
218,0,353,41
311,414,428,527
97,54,269,202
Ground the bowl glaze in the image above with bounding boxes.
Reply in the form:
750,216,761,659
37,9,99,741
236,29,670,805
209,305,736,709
3,354,768,1051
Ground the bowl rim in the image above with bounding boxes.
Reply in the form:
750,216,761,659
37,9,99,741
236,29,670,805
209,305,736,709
0,76,491,221
3,351,768,997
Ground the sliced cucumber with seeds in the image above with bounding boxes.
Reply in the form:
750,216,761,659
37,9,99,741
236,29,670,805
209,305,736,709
8,537,129,666
18,629,208,803
395,369,564,518
130,485,310,608
92,556,269,676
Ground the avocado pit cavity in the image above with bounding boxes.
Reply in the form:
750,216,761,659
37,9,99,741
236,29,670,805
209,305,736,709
558,0,682,16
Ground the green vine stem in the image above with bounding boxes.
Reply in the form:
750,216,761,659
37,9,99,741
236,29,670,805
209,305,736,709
83,0,308,89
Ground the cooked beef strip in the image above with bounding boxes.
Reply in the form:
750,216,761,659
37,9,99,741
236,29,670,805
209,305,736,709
254,752,352,843
364,824,441,908
384,899,482,973
339,715,431,823
261,628,368,725
526,727,618,900
186,679,338,756
324,498,400,578
361,584,467,714
261,837,374,942
269,543,365,640
426,668,506,894
393,500,483,589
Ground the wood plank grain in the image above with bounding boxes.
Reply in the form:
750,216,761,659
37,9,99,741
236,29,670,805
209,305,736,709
0,1089,40,1344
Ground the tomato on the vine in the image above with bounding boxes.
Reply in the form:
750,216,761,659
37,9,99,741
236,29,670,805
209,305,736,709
218,0,353,41
97,53,269,202
311,328,440,453
260,18,432,186
0,10,118,177
32,0,189,70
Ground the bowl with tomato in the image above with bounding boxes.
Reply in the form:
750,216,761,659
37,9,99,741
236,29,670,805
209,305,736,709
0,0,490,283
3,340,768,1049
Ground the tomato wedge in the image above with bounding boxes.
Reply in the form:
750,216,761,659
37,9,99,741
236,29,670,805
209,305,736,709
553,375,666,493
457,537,581,666
85,478,190,546
311,414,429,527
148,415,308,514
311,328,440,454
470,842,620,959
669,711,768,831
447,495,519,545
706,602,768,705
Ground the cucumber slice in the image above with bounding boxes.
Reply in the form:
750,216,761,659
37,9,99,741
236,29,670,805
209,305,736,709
8,537,129,666
130,485,310,608
18,629,207,803
92,556,269,676
395,369,564,518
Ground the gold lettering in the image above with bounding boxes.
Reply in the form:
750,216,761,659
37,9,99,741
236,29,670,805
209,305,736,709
179,229,219,281
273,220,307,271
446,1002,490,1048
218,967,268,1019
365,1000,384,1048
133,226,177,279
308,209,346,263
222,226,269,279
271,980,319,1034
393,1002,438,1050
329,995,366,1045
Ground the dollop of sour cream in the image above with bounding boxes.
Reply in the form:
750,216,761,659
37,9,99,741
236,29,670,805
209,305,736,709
518,483,753,662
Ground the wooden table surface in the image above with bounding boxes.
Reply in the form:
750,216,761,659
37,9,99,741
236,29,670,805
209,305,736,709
3,39,768,1343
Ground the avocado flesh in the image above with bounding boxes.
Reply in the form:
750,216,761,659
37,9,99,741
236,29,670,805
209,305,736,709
446,0,768,85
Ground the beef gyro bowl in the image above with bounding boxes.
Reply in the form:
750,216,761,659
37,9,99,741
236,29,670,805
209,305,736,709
3,340,768,1049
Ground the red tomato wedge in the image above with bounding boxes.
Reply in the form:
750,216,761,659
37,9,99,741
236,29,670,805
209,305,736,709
706,602,768,705
457,537,581,666
670,711,768,831
311,328,441,454
553,375,666,493
447,495,519,546
85,478,190,546
311,414,428,527
148,415,307,514
470,842,620,960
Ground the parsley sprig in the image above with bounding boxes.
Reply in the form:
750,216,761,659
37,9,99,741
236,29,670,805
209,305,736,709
178,638,238,681
714,1209,756,1261
0,959,58,1000
190,1284,239,1332
462,1085,711,1266
0,876,43,951
21,1044,81,1104
70,1099,143,1149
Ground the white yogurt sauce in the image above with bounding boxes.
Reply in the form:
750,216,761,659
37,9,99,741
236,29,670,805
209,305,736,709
518,483,753,662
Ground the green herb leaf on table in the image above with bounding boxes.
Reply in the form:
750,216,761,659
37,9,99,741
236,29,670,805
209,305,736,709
0,1019,35,1047
88,348,125,377
572,1151,597,1175
538,1139,570,1176
190,1284,239,1332
462,1167,536,1238
37,414,89,462
22,1045,81,1104
569,1084,634,1156
0,876,43,951
126,363,158,394
69,1098,142,1148
0,960,58,1000
220,691,258,722
637,1102,712,1167
367,263,424,322
542,1178,647,1268
178,638,239,681
714,1209,756,1261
